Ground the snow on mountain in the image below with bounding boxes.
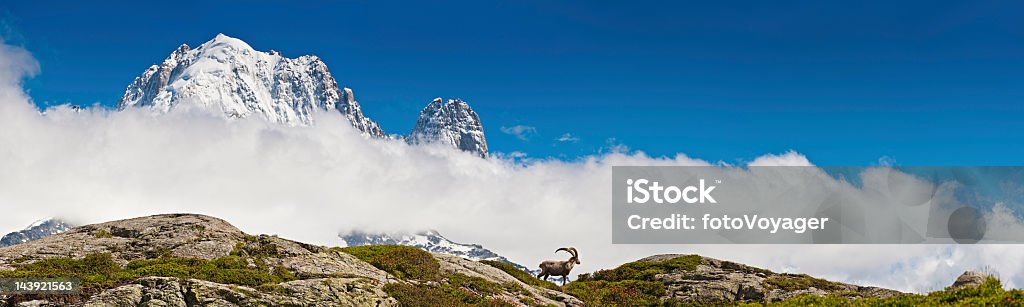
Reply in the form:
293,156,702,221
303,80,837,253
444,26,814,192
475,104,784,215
118,34,385,137
408,98,488,158
341,230,537,275
0,218,73,247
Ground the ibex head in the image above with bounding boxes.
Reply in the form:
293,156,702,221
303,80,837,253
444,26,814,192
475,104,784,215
556,247,580,265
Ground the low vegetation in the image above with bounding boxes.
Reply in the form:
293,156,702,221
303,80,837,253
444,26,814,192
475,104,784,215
380,272,534,306
481,260,560,291
583,255,703,282
563,280,666,306
383,281,518,307
764,273,843,292
748,277,1024,306
0,253,298,301
338,246,544,306
92,229,112,239
558,255,702,306
232,235,287,259
8,245,1018,306
336,245,441,281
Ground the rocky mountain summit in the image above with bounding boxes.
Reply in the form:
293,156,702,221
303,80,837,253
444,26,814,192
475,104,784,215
118,34,490,156
408,98,488,158
0,219,71,248
118,34,384,137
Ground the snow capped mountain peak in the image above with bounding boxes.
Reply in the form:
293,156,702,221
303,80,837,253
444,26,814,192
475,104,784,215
409,98,489,158
118,34,495,153
0,218,73,247
340,230,537,275
207,33,253,50
118,34,385,137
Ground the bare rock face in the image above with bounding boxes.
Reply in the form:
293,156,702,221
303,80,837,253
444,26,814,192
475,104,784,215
0,214,245,268
950,271,990,289
637,254,903,304
84,276,396,307
408,98,488,158
433,254,583,306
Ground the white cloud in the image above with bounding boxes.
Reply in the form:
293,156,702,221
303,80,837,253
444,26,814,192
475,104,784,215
556,133,579,143
747,150,813,166
500,125,536,141
2,41,1024,293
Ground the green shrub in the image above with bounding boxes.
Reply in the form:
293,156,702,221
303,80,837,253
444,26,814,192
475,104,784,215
559,255,702,306
0,252,299,295
126,255,296,287
384,282,476,307
448,273,502,295
93,229,113,239
746,277,1024,307
337,245,441,281
231,235,285,258
382,279,519,307
0,253,124,291
765,274,843,291
481,260,560,291
582,254,703,282
562,280,665,306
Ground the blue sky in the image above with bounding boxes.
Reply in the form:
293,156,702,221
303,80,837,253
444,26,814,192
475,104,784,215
2,0,1022,164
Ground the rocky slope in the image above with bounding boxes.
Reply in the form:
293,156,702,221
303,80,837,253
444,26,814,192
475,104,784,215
408,98,488,158
565,254,1018,305
0,219,72,248
1,214,1007,306
118,34,384,137
0,214,577,307
642,254,901,303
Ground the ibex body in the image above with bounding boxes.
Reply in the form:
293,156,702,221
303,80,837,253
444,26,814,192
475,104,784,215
537,247,580,285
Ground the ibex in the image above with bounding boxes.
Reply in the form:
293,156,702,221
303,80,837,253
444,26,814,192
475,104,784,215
537,247,580,285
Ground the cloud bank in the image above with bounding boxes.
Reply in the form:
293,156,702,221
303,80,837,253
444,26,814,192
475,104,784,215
1,40,1023,293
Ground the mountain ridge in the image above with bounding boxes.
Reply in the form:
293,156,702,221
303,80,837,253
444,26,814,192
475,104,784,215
1,214,1011,306
0,214,578,306
0,218,72,247
118,34,489,157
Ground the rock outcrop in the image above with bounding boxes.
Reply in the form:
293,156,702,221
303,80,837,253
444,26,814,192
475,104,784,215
623,254,903,304
408,98,488,158
434,254,583,306
950,271,990,289
0,214,574,307
84,276,395,307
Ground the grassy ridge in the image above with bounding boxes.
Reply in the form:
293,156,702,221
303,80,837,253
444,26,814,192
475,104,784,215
556,255,705,306
336,245,441,281
338,245,540,306
745,277,1024,306
0,253,297,297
